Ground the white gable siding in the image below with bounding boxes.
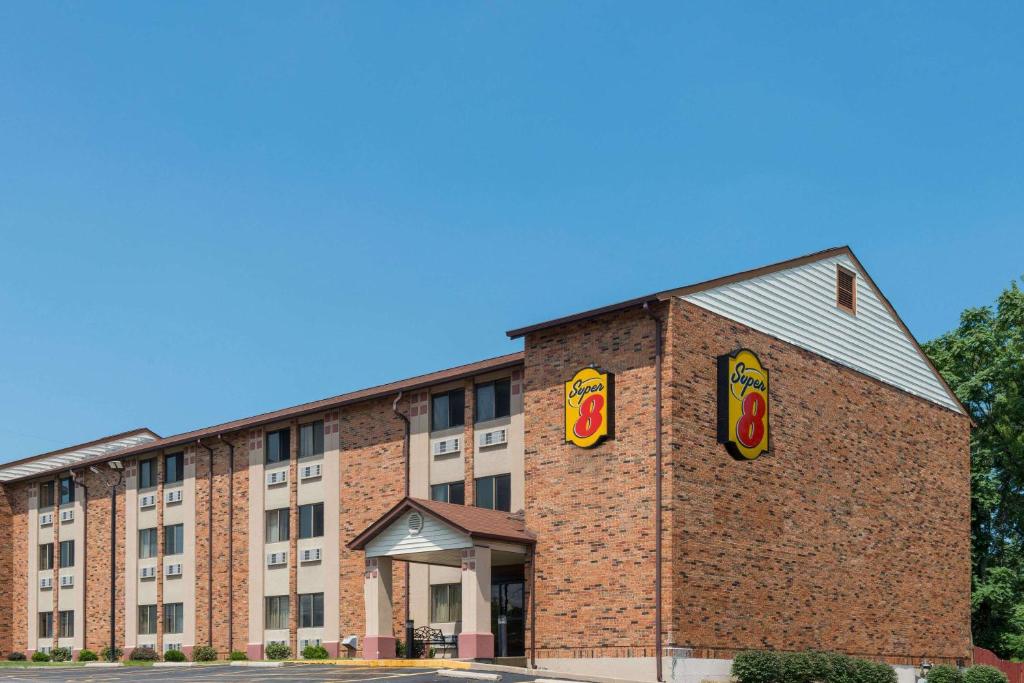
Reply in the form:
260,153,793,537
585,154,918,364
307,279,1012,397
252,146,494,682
680,254,962,413
364,510,472,558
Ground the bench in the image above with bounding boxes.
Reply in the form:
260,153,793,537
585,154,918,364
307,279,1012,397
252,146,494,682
412,625,458,658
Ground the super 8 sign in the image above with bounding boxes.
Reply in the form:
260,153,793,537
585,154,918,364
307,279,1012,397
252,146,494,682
565,367,614,448
717,349,770,460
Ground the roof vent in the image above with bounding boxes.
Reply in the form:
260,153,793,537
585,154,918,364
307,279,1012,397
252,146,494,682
836,266,856,314
408,512,424,535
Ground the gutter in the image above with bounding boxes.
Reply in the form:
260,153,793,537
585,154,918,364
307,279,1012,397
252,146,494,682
392,393,412,631
643,301,665,683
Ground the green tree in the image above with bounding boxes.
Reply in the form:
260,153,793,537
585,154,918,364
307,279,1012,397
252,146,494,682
924,280,1024,657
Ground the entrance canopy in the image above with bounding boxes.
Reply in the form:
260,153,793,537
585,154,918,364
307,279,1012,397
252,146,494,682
348,497,536,566
347,497,536,660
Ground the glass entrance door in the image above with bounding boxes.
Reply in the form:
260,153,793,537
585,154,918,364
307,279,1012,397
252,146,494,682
490,568,525,657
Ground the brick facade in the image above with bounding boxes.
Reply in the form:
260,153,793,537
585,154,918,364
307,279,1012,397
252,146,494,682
0,276,972,667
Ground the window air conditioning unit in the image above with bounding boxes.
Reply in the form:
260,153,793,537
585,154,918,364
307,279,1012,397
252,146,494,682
300,463,321,480
266,470,288,486
139,565,157,580
477,428,508,448
165,489,183,504
40,576,53,590
59,509,74,523
38,646,52,655
267,552,287,567
431,437,461,457
60,574,74,588
164,643,181,652
300,639,321,652
165,563,183,577
39,513,53,527
300,547,322,563
139,494,156,508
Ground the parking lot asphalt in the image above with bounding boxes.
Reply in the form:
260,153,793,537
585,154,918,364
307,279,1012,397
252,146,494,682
0,665,543,683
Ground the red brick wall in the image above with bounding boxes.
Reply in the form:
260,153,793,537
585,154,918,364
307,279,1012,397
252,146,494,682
5,483,29,654
523,303,668,659
82,468,126,652
339,396,410,651
0,485,13,655
667,299,971,663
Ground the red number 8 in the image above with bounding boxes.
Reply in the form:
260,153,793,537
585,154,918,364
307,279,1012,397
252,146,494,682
736,393,766,448
574,395,604,439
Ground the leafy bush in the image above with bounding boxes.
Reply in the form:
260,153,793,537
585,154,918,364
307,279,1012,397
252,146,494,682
733,651,782,683
128,646,159,662
7,652,26,661
31,651,51,662
100,646,123,661
732,650,896,683
192,646,217,662
77,649,98,662
302,644,329,660
265,642,291,660
163,649,187,662
928,665,965,683
49,647,72,662
964,666,1009,683
229,650,248,661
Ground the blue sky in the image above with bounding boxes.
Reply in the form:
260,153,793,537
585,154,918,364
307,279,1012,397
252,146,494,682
0,3,1021,462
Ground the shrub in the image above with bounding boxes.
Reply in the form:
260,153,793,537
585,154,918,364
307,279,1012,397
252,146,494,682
31,651,51,662
928,665,965,683
192,646,217,662
49,647,72,662
265,642,291,660
7,652,26,661
128,646,159,662
302,644,329,660
229,650,248,661
77,649,98,662
964,666,1009,683
732,650,782,683
99,646,123,662
163,649,187,662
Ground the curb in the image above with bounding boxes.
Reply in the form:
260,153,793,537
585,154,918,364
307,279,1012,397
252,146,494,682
154,662,194,667
84,662,124,668
296,659,471,669
438,671,501,681
231,661,283,667
468,662,650,683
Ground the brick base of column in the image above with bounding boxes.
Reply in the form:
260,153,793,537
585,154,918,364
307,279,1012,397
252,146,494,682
323,641,341,658
457,632,494,660
246,643,264,660
362,635,396,659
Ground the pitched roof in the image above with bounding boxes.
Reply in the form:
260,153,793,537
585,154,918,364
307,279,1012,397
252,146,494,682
506,245,967,416
0,352,524,484
0,428,160,482
347,497,536,549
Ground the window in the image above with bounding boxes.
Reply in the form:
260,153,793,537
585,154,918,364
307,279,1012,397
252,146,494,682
59,476,75,505
475,379,511,423
265,596,289,630
39,543,54,571
164,603,183,634
265,508,290,543
139,458,157,488
430,584,461,623
430,481,465,505
265,428,291,464
299,503,324,539
38,612,53,639
164,524,184,556
299,421,324,459
138,605,157,635
59,610,74,638
836,265,857,314
299,593,324,628
164,453,184,484
139,528,158,559
59,540,75,568
39,481,55,508
431,389,465,431
475,474,511,512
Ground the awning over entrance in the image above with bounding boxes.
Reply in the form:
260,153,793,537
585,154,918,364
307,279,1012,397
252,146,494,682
348,497,536,565
347,498,536,660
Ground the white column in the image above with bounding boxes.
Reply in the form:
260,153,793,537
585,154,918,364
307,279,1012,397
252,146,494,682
362,557,396,658
458,546,493,660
